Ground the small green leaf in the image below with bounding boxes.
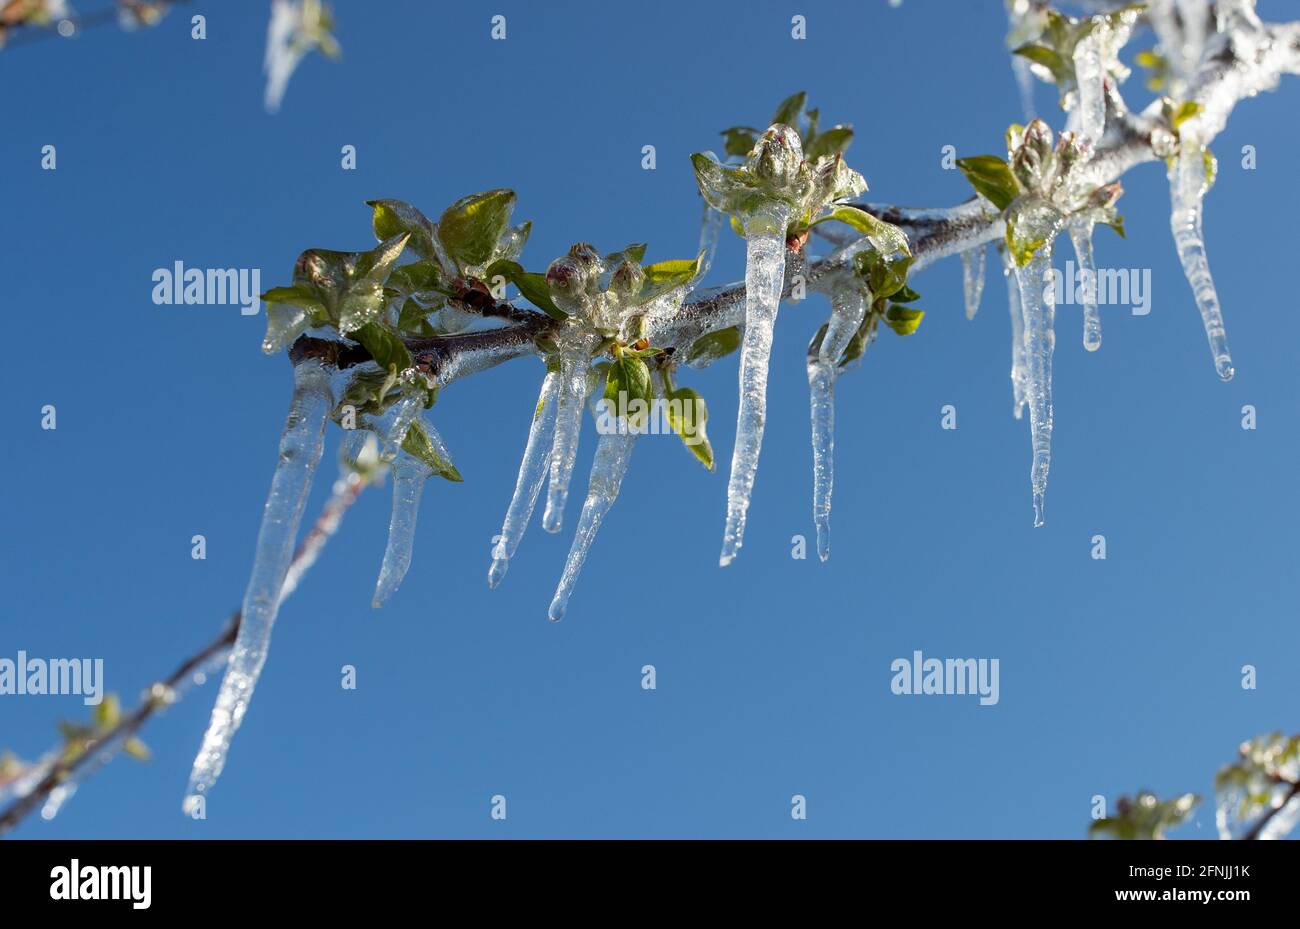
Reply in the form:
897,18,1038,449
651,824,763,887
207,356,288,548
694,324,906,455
437,189,516,269
891,284,921,304
809,207,910,257
665,386,714,470
367,199,438,261
403,419,462,482
884,304,924,336
260,284,327,315
684,326,742,368
122,737,151,762
483,259,566,319
956,155,1020,211
604,355,653,426
93,695,122,730
1172,100,1203,130
1013,43,1069,84
640,254,703,300
804,125,854,163
1203,146,1218,189
1103,215,1126,239
771,91,807,128
721,127,760,158
354,321,413,373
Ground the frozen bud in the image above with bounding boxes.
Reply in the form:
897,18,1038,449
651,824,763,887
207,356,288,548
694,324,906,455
1087,181,1124,211
610,258,645,300
812,154,867,205
752,124,805,186
1054,131,1086,176
546,256,589,315
1150,126,1178,159
568,242,602,269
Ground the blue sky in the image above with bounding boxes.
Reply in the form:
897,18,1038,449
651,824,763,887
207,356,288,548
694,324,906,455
2,0,1298,838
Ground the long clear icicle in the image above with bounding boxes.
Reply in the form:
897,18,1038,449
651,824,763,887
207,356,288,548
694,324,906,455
547,432,637,622
372,454,433,608
1068,219,1102,352
1003,248,1028,419
720,204,791,566
1015,246,1058,527
961,246,986,320
1169,132,1234,380
490,371,559,587
184,357,332,812
543,348,590,533
808,289,868,562
1072,29,1106,147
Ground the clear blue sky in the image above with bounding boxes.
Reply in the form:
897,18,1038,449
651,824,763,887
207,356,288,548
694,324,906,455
3,0,1298,838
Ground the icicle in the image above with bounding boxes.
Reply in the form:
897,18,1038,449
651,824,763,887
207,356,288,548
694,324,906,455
696,201,724,283
1169,132,1234,380
263,1,303,114
808,288,869,562
489,371,559,587
373,454,433,608
961,246,987,320
184,357,333,813
547,432,637,622
1015,244,1059,527
1012,56,1037,120
1068,219,1102,352
1072,29,1106,147
720,202,792,566
1003,248,1028,419
1175,0,1208,80
542,344,591,533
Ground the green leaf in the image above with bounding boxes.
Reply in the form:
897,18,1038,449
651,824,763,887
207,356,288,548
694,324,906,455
604,355,653,426
122,737,151,762
367,199,438,261
1004,211,1046,268
771,91,807,128
1102,215,1126,239
484,259,566,319
890,284,921,304
1172,100,1203,130
665,386,714,470
260,284,327,316
721,127,759,158
1013,43,1069,84
884,304,924,336
854,248,915,300
684,326,742,368
956,155,1020,211
437,188,516,269
804,125,854,163
403,419,462,482
354,321,413,373
93,695,122,730
638,253,704,303
1202,146,1218,190
809,207,909,257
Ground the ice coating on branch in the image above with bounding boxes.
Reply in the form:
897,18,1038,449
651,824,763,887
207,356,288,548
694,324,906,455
1073,30,1106,146
548,432,637,623
489,371,559,588
185,357,333,812
1067,219,1102,352
720,204,792,566
543,338,592,533
808,287,869,562
1169,129,1233,380
1012,56,1037,119
961,246,986,320
1214,734,1300,839
1015,237,1060,528
373,454,433,608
